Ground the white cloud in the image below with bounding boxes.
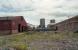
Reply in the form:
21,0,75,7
0,0,33,12
0,0,78,25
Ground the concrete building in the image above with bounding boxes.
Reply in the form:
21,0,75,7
47,19,56,31
40,18,45,28
50,19,55,24
36,18,46,31
0,16,28,35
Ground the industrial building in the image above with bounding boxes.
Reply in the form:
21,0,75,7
36,18,46,31
55,15,78,33
40,18,45,28
0,16,28,35
47,19,56,31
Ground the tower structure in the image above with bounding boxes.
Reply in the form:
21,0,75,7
40,18,45,28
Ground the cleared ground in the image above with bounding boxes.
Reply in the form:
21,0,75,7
0,32,78,50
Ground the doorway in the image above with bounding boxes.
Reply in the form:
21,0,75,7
18,24,21,32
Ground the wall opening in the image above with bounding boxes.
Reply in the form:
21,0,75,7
18,24,21,32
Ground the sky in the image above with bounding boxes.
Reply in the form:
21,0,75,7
0,0,78,25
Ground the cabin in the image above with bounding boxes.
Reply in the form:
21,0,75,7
0,16,28,35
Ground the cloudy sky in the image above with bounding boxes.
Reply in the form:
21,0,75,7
0,0,78,25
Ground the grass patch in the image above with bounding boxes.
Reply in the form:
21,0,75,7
11,44,28,50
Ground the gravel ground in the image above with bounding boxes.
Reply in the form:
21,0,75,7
27,39,78,50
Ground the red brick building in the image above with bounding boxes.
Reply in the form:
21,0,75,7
55,15,78,33
0,16,28,35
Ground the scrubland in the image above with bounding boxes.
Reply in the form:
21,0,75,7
0,32,78,50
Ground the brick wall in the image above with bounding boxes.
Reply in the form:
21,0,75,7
0,20,11,30
55,16,78,32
